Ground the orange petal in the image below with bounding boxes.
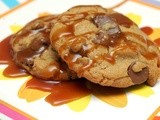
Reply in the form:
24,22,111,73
90,84,127,108
149,28,160,41
18,79,49,102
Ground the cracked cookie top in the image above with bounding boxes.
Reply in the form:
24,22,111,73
11,15,76,81
50,5,160,87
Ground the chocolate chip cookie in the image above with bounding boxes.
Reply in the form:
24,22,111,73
11,15,76,80
50,5,160,87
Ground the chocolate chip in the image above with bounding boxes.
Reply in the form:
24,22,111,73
93,15,113,27
127,62,149,84
93,29,123,47
92,15,122,47
93,14,121,33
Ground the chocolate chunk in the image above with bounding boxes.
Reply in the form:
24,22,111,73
93,29,122,46
127,62,149,84
93,30,122,46
92,15,122,47
93,15,113,27
93,14,121,34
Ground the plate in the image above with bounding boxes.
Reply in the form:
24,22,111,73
0,0,160,120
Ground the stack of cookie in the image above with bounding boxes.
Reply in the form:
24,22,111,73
10,5,160,88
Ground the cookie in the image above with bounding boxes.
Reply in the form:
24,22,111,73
11,15,76,80
50,5,160,87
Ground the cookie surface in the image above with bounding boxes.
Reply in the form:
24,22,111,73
50,5,160,87
11,15,76,80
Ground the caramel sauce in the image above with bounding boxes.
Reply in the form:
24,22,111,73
0,35,28,77
142,52,158,60
25,77,91,106
16,44,47,66
146,40,159,62
109,13,134,28
3,61,28,77
0,35,91,106
140,26,160,67
103,54,115,64
154,38,160,47
13,17,52,67
11,15,71,80
51,12,158,70
140,26,153,35
45,79,91,106
0,12,159,106
51,25,74,45
0,35,13,64
51,13,88,45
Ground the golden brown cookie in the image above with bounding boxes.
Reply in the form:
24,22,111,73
50,5,160,87
11,15,76,80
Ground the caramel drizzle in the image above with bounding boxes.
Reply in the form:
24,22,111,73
0,18,159,107
51,12,159,77
11,15,73,80
0,35,28,77
0,35,91,106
